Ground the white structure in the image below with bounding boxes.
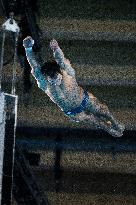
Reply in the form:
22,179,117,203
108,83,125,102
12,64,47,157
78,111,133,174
0,14,19,204
0,92,6,202
0,92,18,205
2,18,20,33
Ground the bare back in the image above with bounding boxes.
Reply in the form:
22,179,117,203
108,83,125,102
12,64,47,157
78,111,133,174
45,70,84,112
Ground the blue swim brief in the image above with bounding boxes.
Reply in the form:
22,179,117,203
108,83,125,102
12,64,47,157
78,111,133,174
64,90,89,116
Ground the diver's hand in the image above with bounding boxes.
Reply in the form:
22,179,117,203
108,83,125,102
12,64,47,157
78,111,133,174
50,39,59,51
23,36,34,49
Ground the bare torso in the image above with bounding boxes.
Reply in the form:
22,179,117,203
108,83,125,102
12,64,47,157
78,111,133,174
45,70,84,112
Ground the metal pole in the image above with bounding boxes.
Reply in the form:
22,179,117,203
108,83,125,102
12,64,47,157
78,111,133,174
0,29,5,92
11,31,19,95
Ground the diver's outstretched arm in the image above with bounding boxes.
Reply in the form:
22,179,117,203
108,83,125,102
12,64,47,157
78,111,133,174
50,39,75,77
23,36,47,91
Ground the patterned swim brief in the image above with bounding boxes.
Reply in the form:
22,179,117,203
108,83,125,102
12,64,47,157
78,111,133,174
64,90,89,116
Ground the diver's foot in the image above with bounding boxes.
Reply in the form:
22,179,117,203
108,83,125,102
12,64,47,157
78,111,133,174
118,123,125,133
108,121,125,136
108,128,123,138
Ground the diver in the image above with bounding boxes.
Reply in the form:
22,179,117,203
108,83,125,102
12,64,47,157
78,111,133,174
23,36,125,137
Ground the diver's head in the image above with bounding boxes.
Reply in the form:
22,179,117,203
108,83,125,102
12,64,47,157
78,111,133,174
41,61,62,85
41,61,62,78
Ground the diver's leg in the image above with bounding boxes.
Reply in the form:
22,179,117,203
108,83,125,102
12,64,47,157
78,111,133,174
70,112,123,137
86,94,125,133
94,106,125,133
